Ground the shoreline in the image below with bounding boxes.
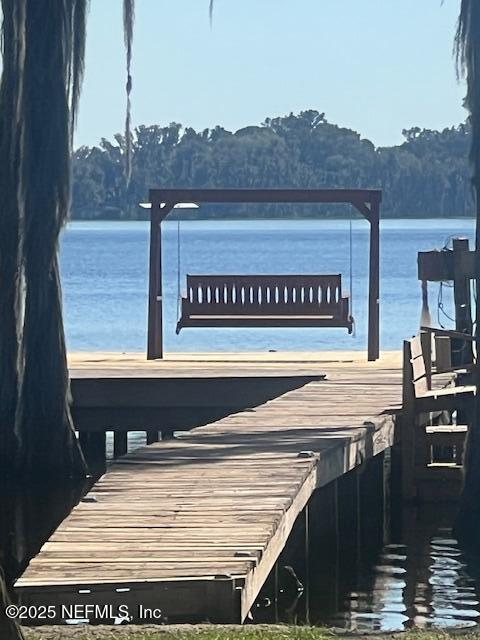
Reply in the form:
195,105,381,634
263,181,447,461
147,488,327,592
22,625,480,640
68,216,476,222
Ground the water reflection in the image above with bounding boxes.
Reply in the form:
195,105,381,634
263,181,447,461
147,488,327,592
254,453,480,631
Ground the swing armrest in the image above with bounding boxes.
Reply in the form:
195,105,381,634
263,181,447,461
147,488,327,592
420,326,478,342
430,362,476,376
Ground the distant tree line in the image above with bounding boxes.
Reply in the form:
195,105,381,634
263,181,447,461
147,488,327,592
71,110,474,219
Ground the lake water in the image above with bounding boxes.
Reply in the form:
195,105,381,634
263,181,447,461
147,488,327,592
254,455,480,632
60,218,475,353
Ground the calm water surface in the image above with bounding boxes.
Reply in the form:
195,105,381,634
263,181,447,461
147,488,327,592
60,218,475,353
254,456,480,632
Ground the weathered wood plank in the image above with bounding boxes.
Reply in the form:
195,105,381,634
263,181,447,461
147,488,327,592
15,352,401,624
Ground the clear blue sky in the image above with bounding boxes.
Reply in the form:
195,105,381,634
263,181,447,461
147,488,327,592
75,0,466,149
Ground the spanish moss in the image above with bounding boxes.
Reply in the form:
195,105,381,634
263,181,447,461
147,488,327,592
17,0,88,478
70,0,89,135
123,0,135,180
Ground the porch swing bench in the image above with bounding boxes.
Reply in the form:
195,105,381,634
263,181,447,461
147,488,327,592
175,274,353,334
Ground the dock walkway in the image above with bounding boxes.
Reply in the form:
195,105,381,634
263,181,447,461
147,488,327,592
15,352,402,623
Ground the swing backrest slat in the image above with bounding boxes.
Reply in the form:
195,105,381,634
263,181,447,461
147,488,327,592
182,274,349,317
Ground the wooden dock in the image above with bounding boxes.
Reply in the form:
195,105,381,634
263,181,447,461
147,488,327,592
15,352,403,624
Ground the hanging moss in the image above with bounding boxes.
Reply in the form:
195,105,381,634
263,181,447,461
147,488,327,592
0,0,135,479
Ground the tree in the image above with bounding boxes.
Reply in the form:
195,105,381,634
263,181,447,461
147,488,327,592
70,113,473,220
454,0,480,543
0,0,134,479
0,4,134,634
0,566,24,640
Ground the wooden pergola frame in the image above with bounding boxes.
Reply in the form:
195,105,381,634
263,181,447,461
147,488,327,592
147,188,382,361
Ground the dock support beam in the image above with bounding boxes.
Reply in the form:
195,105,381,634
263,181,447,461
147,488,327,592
147,198,174,360
147,195,162,360
368,202,380,362
452,237,474,366
146,430,160,445
113,432,128,458
79,432,106,475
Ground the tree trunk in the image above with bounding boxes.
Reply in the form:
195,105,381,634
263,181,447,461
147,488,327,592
453,0,480,544
14,1,87,478
0,0,24,477
455,185,480,543
0,0,134,478
0,567,24,640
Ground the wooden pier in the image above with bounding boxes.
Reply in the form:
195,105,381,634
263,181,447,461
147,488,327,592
15,352,402,624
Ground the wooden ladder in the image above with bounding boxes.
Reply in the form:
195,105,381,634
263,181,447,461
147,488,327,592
401,332,473,501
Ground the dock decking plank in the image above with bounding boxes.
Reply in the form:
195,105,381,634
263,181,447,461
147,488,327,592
15,352,402,623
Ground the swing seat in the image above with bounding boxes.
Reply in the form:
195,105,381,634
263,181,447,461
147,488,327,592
176,274,353,334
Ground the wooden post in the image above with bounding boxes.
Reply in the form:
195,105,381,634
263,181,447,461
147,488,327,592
146,430,160,445
274,563,279,622
368,203,380,361
420,330,432,390
452,238,473,366
337,468,361,594
78,432,106,475
435,336,452,373
303,503,310,626
147,197,162,360
147,197,174,360
401,340,416,501
113,432,128,458
305,483,340,617
356,454,386,587
204,577,241,623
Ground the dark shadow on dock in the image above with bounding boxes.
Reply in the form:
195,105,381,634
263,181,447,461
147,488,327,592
0,480,87,586
110,426,373,469
71,374,327,433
